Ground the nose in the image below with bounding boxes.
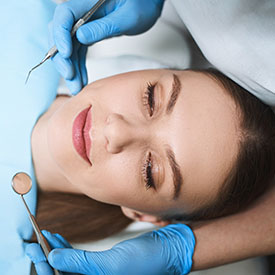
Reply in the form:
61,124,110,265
104,113,144,153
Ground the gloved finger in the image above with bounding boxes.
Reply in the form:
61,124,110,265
51,53,74,80
52,4,74,58
76,2,148,45
67,42,84,95
76,16,119,45
49,249,103,274
41,230,72,249
66,71,83,96
53,233,73,249
26,243,47,263
53,0,103,58
63,60,82,93
34,262,54,275
79,45,88,88
26,243,54,275
49,21,75,80
76,6,137,46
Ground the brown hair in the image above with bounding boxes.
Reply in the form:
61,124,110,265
34,191,132,243
164,68,275,221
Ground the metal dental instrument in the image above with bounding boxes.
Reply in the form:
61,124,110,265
25,0,106,84
12,172,61,275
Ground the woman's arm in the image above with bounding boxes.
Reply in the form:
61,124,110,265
191,182,275,270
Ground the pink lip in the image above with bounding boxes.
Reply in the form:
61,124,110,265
72,106,92,165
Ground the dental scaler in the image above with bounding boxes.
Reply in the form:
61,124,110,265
25,0,106,84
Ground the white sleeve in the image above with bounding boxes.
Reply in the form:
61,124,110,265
172,0,275,107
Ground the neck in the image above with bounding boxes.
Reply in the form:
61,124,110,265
31,95,80,193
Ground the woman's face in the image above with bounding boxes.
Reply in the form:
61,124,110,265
46,69,239,218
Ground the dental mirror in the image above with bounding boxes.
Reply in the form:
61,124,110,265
12,172,32,195
12,172,61,275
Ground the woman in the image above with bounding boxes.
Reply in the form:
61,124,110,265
27,68,275,274
33,67,275,222
28,68,275,275
28,0,275,273
2,1,275,275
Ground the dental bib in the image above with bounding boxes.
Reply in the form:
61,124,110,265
0,1,59,274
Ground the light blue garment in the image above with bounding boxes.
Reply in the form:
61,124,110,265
172,0,275,108
0,1,59,274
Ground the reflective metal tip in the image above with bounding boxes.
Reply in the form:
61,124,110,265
25,69,33,85
25,54,51,84
25,61,44,84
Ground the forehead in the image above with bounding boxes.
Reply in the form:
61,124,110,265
170,71,240,211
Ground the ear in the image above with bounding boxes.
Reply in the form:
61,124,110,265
121,206,170,227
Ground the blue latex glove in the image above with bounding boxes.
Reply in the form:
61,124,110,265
50,0,165,94
26,224,195,275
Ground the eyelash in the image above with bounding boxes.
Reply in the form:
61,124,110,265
141,82,156,190
142,152,156,190
142,82,156,117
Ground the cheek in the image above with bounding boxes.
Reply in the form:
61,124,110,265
96,91,138,115
73,154,141,204
47,104,77,173
75,155,164,214
86,76,142,113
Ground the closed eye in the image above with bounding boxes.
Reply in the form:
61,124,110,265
142,82,156,117
142,152,156,190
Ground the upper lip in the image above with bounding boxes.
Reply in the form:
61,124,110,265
72,105,92,165
83,106,92,164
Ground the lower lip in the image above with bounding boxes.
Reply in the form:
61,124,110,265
72,106,92,165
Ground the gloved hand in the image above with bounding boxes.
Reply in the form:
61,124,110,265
49,0,165,95
26,224,195,275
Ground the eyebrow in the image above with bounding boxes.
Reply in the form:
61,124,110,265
166,147,183,200
166,74,182,115
164,74,183,200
